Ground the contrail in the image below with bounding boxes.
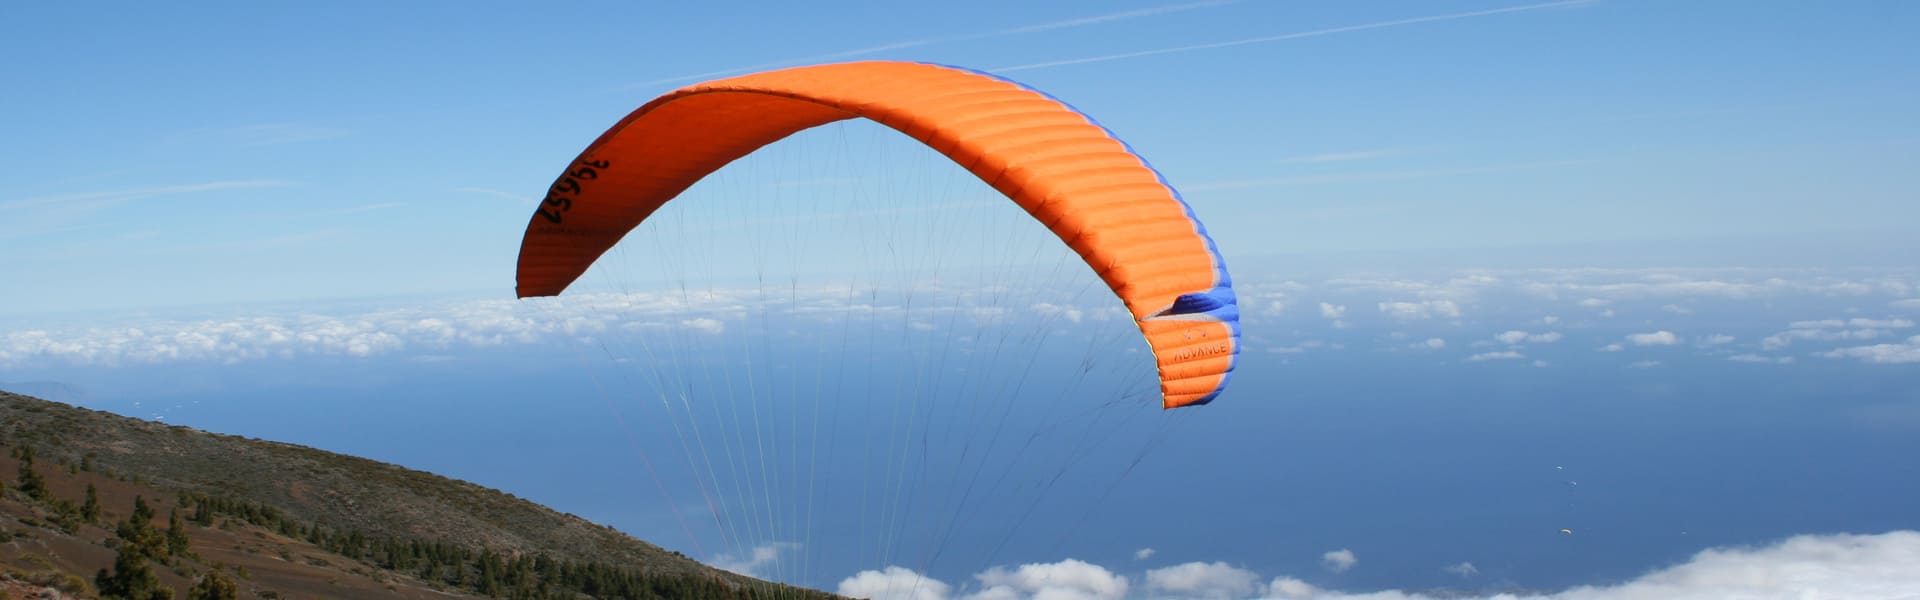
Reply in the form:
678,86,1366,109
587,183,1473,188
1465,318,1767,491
630,0,1236,87
995,0,1596,72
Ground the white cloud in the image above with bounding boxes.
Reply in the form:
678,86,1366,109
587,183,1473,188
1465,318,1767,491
1599,343,1626,352
838,566,950,600
836,531,1920,600
1423,338,1446,350
1377,300,1462,320
1789,318,1914,329
1320,549,1357,573
1319,303,1347,320
1661,304,1693,314
1257,530,1920,599
1821,335,1920,364
711,542,796,577
1146,561,1261,600
0,285,1123,368
1136,548,1157,560
1468,351,1525,362
1626,331,1679,346
1629,360,1662,368
1893,299,1920,310
680,317,726,334
1729,354,1794,364
968,559,1129,600
1578,298,1610,308
1495,330,1562,344
1762,326,1899,350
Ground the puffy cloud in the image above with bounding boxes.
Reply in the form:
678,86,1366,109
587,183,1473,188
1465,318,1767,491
1422,338,1446,350
1320,549,1356,573
1468,351,1524,362
1254,531,1920,599
1499,530,1920,600
1762,326,1902,350
1789,318,1914,329
711,542,796,577
1494,331,1561,345
1763,317,1914,350
830,531,1920,600
1319,303,1347,320
1821,335,1920,364
680,317,726,334
1377,300,1462,320
0,285,1119,368
1136,548,1157,560
1442,562,1478,577
1319,303,1348,329
1625,331,1678,346
838,566,950,600
972,559,1127,600
1599,343,1625,352
1145,561,1261,600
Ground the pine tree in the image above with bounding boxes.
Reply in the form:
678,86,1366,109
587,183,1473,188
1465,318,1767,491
118,495,167,559
187,570,237,600
82,483,102,522
15,446,47,500
166,508,191,557
96,543,174,600
190,497,214,526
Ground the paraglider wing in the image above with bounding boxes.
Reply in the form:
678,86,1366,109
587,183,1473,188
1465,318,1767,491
515,61,1239,408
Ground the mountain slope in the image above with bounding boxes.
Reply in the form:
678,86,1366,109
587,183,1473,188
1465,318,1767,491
0,390,836,599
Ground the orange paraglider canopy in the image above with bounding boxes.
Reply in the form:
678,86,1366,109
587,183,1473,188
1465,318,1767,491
515,61,1239,408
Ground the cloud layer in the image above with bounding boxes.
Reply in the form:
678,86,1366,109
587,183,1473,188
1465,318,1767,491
834,530,1920,600
5,266,1915,369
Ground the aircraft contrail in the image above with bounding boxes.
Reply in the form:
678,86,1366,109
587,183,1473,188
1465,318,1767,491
631,0,1237,88
995,0,1597,72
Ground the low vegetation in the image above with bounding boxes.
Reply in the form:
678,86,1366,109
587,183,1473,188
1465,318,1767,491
0,390,838,599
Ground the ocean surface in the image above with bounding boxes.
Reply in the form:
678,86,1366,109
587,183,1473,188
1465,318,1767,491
17,281,1918,595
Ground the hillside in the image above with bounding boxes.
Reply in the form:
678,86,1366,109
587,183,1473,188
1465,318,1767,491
0,390,837,599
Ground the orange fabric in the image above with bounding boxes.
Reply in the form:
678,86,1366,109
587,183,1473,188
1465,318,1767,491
516,61,1235,408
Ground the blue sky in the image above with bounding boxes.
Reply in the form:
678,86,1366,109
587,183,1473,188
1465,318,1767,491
4,2,1920,599
3,0,1917,313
